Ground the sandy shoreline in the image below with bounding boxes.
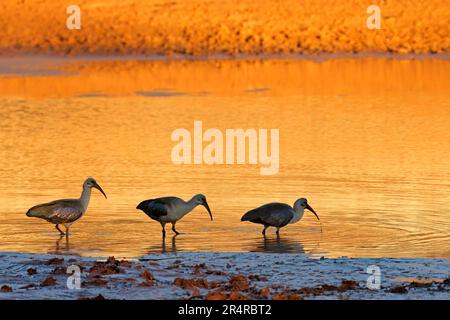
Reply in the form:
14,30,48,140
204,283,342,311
0,252,448,300
1,0,449,56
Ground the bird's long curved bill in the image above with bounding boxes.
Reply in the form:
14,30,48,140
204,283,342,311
203,201,213,221
306,204,319,220
94,183,107,199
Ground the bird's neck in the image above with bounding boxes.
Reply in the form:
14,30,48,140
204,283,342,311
179,198,198,217
182,197,199,215
167,198,198,220
290,205,305,224
80,186,92,211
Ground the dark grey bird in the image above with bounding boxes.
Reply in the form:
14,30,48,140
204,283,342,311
136,194,213,237
241,198,319,236
26,178,107,236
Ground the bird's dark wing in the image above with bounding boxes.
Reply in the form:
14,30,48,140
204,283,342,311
241,203,294,227
138,197,177,220
27,199,83,223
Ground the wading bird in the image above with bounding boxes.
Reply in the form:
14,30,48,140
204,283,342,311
26,178,107,236
241,198,319,236
136,194,213,237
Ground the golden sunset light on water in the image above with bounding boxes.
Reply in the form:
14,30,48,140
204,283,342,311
0,57,449,259
0,0,448,302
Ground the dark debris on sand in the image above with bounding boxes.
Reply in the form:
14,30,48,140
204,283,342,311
0,253,448,300
1,285,13,292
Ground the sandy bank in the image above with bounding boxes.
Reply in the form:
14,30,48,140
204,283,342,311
0,252,448,299
0,0,449,56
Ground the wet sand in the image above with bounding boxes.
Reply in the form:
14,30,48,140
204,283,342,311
0,0,449,56
0,252,448,300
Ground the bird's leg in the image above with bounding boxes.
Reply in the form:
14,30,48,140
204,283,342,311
171,235,177,253
276,228,281,237
262,225,268,236
161,223,166,238
56,236,63,251
171,223,180,235
65,227,70,237
55,224,65,236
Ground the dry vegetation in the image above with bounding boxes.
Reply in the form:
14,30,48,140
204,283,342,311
0,0,449,55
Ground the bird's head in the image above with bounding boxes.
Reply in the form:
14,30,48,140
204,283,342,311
193,194,213,221
294,198,319,220
84,177,107,199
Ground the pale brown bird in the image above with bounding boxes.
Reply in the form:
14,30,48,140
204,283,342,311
26,178,107,236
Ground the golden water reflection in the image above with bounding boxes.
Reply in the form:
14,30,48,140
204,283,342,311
0,57,449,258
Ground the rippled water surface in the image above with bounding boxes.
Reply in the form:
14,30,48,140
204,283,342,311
0,56,449,258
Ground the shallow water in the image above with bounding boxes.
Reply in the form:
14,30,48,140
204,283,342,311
0,56,449,258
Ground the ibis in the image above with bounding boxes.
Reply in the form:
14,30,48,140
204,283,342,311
26,178,107,236
136,194,213,237
241,198,319,236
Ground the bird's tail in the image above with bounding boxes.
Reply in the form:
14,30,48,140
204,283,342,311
136,200,150,211
240,209,258,222
26,204,49,218
26,208,43,218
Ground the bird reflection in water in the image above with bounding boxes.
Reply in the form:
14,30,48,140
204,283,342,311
49,234,70,254
146,235,178,254
162,235,178,253
251,236,305,254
